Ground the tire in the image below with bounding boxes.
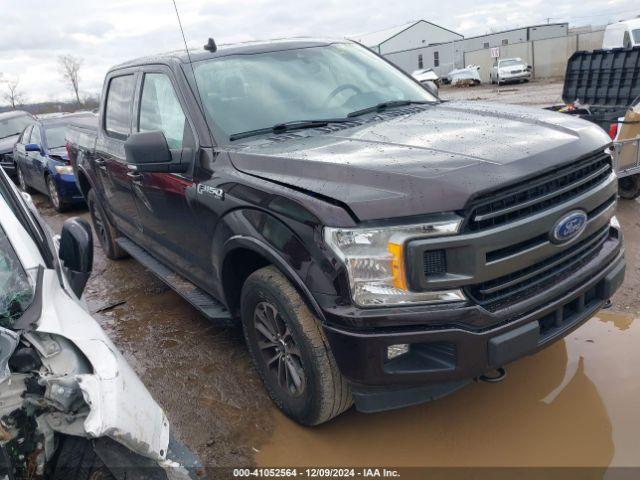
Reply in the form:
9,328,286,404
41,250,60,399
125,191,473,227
51,436,114,480
16,166,33,193
86,189,128,260
619,174,640,199
241,266,352,425
46,174,68,213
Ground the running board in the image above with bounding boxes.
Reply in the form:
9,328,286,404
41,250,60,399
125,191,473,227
116,237,233,325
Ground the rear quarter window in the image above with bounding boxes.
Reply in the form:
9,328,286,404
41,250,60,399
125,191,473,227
105,74,136,138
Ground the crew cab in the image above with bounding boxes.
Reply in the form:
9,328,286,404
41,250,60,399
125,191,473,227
67,38,625,425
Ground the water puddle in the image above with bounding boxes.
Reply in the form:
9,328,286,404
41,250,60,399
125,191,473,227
257,311,640,468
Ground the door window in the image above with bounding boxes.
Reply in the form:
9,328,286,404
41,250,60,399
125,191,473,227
105,75,136,138
138,73,187,149
20,125,33,144
29,126,41,147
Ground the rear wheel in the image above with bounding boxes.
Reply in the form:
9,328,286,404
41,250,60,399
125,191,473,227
619,174,640,199
87,189,128,259
241,266,352,425
47,175,67,212
16,166,32,193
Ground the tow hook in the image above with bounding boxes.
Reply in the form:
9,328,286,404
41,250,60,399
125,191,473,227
602,299,613,310
478,367,507,383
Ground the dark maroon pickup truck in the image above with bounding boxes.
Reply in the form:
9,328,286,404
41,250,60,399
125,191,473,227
67,37,625,425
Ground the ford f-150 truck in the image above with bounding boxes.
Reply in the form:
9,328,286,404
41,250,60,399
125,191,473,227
66,38,625,426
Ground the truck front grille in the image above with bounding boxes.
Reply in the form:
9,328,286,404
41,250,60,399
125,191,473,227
465,151,612,232
467,224,611,311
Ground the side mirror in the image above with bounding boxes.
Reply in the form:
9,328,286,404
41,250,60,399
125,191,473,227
25,143,41,153
124,131,189,173
421,80,439,98
59,217,93,298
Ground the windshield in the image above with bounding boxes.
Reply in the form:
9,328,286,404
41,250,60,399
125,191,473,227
193,43,436,139
633,29,640,44
0,114,32,140
0,225,34,328
44,125,68,149
499,59,524,68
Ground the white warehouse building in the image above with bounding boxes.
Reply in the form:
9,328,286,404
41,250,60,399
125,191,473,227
349,20,463,56
350,21,569,77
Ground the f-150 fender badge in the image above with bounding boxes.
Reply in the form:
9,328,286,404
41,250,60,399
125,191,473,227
197,184,224,200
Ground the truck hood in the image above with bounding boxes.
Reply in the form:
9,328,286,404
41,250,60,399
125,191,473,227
0,134,19,154
226,101,611,222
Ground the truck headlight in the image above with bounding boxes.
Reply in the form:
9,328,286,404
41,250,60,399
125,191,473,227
324,216,466,307
54,165,74,175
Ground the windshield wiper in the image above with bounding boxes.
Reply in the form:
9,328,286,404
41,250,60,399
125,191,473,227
229,118,355,141
347,100,431,118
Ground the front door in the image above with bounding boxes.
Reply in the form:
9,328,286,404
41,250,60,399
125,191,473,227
127,69,210,285
95,72,143,242
26,126,48,192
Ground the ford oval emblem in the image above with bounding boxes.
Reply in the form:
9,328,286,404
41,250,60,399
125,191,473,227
551,210,588,243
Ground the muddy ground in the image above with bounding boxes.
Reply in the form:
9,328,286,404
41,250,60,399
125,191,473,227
37,80,640,474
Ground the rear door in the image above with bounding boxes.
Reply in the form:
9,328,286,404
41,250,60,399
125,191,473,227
128,67,210,284
95,71,144,242
14,125,33,183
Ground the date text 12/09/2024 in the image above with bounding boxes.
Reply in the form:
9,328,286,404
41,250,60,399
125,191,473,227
233,468,401,478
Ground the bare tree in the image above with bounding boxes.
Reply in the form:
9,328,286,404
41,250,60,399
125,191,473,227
58,55,83,105
3,77,25,109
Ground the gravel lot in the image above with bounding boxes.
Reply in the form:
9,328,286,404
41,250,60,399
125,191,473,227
36,79,640,474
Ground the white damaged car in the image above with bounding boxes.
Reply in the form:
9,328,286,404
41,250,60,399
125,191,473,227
0,168,204,479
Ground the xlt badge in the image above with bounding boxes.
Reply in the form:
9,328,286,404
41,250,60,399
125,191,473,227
197,184,224,200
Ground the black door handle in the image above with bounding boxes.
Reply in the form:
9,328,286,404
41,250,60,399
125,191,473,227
94,158,107,171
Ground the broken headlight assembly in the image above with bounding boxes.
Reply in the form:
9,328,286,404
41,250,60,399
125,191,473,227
324,215,466,307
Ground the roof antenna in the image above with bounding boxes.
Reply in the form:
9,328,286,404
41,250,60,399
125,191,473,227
170,0,215,146
171,0,194,64
204,38,217,53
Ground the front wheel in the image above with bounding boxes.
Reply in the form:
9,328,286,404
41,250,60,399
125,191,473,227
241,266,352,425
47,175,67,212
619,174,640,199
51,436,114,480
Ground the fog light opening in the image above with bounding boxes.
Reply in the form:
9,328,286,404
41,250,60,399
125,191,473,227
387,344,409,360
479,367,507,383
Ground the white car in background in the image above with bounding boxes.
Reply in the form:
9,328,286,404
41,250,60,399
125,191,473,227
602,18,640,49
0,168,204,479
490,58,532,85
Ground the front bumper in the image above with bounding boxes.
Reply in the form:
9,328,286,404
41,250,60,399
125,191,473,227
499,71,531,82
55,173,85,203
0,157,16,178
323,232,624,412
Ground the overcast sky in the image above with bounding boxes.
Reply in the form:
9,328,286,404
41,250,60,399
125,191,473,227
1,0,639,104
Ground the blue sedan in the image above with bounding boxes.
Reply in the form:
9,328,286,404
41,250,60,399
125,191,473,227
13,114,94,212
